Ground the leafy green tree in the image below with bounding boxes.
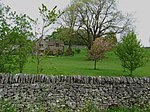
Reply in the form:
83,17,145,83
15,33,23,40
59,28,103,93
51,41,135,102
12,14,33,73
115,32,147,76
50,27,72,44
50,27,85,45
0,4,15,73
0,4,33,73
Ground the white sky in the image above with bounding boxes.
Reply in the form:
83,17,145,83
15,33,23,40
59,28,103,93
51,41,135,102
1,0,150,47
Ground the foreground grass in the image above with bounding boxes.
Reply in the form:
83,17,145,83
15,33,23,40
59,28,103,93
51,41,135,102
1,99,150,112
23,48,150,76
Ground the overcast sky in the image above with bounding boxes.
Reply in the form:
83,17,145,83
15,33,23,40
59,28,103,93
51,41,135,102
1,0,150,47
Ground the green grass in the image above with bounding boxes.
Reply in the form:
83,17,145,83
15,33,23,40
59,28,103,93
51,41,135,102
23,48,150,76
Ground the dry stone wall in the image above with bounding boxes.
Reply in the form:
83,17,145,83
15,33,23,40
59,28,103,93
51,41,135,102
0,74,150,111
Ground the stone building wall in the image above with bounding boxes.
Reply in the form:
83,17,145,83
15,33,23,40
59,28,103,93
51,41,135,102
0,74,150,111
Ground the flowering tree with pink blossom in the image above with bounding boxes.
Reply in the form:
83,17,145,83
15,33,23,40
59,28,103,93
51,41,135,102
89,38,114,70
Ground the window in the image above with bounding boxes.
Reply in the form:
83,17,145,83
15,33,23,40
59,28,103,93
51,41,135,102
39,44,43,47
56,43,59,47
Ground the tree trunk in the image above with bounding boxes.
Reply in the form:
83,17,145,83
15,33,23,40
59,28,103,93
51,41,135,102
19,55,23,73
19,64,23,73
68,40,72,50
94,60,97,70
36,55,40,74
130,70,133,76
87,44,91,50
66,40,74,56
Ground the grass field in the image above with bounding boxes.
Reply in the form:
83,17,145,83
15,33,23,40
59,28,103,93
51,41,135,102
23,48,150,76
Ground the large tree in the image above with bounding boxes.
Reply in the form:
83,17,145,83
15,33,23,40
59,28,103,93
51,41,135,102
64,0,133,49
58,4,78,55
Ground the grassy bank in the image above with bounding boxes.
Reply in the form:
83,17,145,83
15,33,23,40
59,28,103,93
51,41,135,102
23,48,150,76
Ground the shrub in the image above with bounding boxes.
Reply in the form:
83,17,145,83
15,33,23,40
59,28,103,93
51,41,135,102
75,48,81,54
65,48,74,56
44,48,53,55
56,49,64,56
80,101,100,112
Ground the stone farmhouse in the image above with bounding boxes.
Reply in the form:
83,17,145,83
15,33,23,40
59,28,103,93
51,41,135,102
34,37,64,55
